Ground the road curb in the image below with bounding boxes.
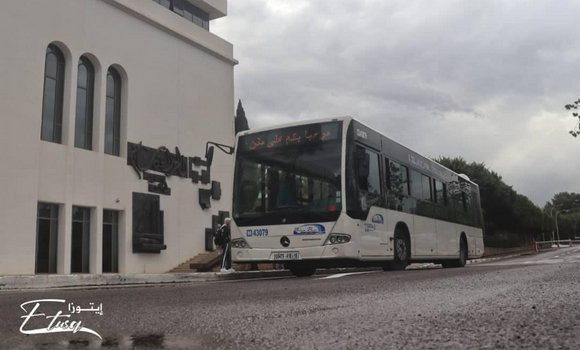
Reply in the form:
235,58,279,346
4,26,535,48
0,251,537,291
0,267,390,291
467,250,537,265
0,270,290,291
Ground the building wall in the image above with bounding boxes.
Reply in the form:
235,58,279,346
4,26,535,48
0,0,236,275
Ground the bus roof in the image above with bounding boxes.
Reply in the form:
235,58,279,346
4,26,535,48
235,116,353,137
236,116,479,188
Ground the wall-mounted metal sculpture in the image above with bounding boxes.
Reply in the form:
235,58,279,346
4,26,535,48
128,142,188,179
127,140,233,255
199,189,212,209
127,141,224,208
127,141,234,213
193,142,233,208
211,181,221,200
143,171,170,195
190,145,213,185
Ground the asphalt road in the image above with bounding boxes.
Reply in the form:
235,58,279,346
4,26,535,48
1,247,579,349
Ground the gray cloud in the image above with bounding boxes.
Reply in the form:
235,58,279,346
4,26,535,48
213,0,580,205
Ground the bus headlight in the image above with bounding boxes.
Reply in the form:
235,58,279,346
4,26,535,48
324,233,351,245
231,238,251,249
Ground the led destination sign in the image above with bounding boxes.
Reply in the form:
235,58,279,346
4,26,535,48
239,122,342,152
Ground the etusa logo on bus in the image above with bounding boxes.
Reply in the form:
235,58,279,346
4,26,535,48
293,224,326,235
371,214,384,224
245,228,269,237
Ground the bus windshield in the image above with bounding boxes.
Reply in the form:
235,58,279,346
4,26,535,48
233,122,342,226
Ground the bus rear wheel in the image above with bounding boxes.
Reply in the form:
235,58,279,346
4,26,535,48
385,234,409,271
288,265,316,277
442,237,467,268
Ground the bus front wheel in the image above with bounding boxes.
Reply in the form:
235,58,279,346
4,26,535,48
385,235,409,271
288,265,316,277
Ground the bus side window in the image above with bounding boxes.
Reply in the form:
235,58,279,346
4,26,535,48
386,159,409,211
450,181,460,206
355,146,381,210
433,179,446,205
421,174,432,201
401,165,409,195
409,169,422,199
388,160,409,195
462,182,474,225
384,157,390,191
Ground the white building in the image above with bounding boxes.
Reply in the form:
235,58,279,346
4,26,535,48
0,0,236,275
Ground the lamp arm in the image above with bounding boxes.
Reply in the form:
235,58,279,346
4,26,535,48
206,141,235,155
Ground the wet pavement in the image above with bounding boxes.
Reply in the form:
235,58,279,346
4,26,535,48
1,247,579,349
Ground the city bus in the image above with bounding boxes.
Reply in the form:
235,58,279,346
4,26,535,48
230,117,484,277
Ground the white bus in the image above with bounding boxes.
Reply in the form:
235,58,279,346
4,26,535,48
230,117,484,277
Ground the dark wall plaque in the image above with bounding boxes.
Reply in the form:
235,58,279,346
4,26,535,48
132,192,167,253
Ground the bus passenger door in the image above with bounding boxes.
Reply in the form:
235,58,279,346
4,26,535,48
409,170,437,256
360,208,389,256
354,146,387,257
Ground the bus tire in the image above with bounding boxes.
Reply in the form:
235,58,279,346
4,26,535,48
390,233,409,271
442,236,467,268
289,266,316,277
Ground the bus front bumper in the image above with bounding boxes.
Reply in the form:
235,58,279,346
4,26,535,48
232,242,357,263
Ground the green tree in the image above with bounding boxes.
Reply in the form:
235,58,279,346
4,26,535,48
564,100,580,137
546,192,580,210
544,192,580,239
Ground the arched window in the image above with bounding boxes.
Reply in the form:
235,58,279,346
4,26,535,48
41,44,65,143
74,56,95,150
105,67,121,156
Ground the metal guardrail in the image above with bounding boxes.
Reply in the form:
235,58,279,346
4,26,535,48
534,239,580,252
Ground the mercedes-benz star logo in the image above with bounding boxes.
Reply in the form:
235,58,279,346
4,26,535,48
280,236,290,247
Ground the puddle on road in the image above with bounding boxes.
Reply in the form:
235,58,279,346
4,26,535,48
131,333,165,348
68,339,91,348
17,333,206,349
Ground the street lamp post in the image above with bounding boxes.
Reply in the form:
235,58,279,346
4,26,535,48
549,207,561,247
554,210,561,246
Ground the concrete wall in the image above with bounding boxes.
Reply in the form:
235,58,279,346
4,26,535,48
0,0,235,275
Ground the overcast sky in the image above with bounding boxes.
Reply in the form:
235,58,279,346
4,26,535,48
213,0,580,206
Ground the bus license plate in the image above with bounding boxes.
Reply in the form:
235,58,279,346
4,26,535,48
271,252,301,260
